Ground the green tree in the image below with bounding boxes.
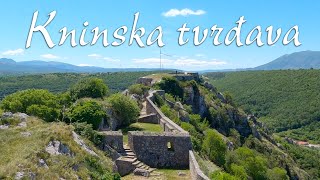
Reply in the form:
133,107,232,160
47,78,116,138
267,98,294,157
107,93,140,127
128,84,149,95
157,77,183,99
210,171,240,180
202,129,227,166
230,164,247,180
68,100,106,129
226,147,268,180
267,167,289,180
70,78,109,100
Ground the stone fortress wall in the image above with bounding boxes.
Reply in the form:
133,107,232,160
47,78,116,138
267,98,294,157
139,90,209,180
102,87,209,179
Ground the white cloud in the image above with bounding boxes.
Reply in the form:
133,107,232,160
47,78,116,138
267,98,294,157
133,57,226,69
195,54,206,58
78,64,93,67
2,48,24,56
40,54,60,59
88,54,102,58
88,54,120,63
162,8,206,17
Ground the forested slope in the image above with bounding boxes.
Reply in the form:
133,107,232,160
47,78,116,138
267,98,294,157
205,70,320,141
0,71,161,100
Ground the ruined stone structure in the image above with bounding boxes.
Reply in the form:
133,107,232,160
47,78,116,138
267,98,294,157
172,72,200,82
128,131,192,168
100,89,209,179
146,90,187,133
137,77,153,86
100,131,124,152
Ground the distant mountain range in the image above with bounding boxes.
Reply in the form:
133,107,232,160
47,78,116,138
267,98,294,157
0,59,169,75
254,51,320,70
1,51,320,74
200,50,320,73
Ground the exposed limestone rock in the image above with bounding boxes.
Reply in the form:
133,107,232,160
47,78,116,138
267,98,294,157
20,132,32,137
13,113,29,122
0,124,9,129
38,159,49,169
2,112,13,119
133,168,150,177
130,94,140,101
15,172,35,180
45,140,73,156
184,85,207,117
17,122,27,128
179,109,190,122
15,172,24,180
217,92,226,103
204,81,217,92
72,131,97,156
178,171,187,176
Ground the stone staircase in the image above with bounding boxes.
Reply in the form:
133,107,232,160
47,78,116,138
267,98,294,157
121,145,159,177
137,101,158,124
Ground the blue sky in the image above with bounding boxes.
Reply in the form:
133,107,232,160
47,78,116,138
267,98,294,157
0,0,319,70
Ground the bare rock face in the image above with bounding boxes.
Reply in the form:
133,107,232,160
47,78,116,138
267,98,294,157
13,113,29,122
0,125,9,129
38,159,49,169
15,172,35,180
204,81,217,92
45,141,73,156
72,131,97,156
2,112,13,119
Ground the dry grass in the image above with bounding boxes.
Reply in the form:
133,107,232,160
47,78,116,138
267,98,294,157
0,117,113,179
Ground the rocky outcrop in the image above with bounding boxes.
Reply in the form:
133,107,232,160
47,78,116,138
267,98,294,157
184,85,207,117
0,112,29,129
45,141,73,156
72,131,97,156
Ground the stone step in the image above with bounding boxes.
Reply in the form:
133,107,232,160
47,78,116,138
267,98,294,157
124,155,136,159
140,165,149,170
132,160,141,166
125,152,135,156
135,162,144,168
148,168,156,173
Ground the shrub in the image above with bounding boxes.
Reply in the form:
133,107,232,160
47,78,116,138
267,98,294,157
128,84,149,95
202,129,227,166
157,76,183,99
73,122,102,146
267,167,289,180
70,78,109,100
226,147,268,180
27,104,60,122
68,100,106,129
107,93,140,127
0,89,60,121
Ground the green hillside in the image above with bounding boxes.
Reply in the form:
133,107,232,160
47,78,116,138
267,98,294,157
0,71,161,100
205,70,320,142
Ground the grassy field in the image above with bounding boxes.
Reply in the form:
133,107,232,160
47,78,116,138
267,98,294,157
121,122,163,145
122,169,190,180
